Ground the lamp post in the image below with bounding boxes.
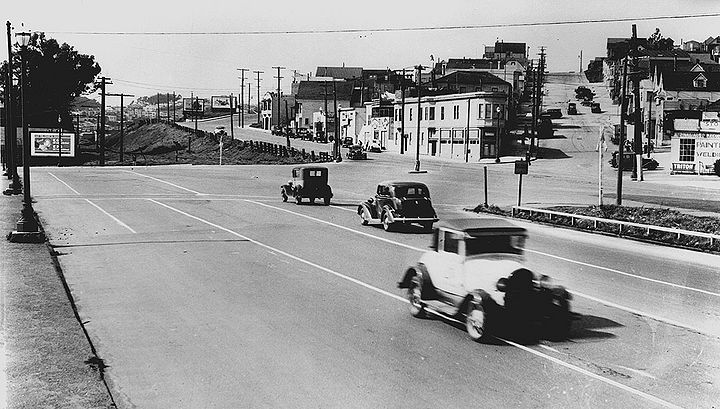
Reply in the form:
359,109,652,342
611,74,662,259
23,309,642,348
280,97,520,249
495,105,502,163
10,29,43,242
57,113,62,166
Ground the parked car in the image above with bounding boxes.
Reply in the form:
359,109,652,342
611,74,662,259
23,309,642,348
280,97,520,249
296,128,311,140
397,218,573,342
357,181,438,232
368,141,382,153
544,108,563,119
271,125,282,135
346,144,367,160
341,136,354,147
281,166,333,205
610,152,659,170
581,99,593,107
567,102,577,115
591,102,601,113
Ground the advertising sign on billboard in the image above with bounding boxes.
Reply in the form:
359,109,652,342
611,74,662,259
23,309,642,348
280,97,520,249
211,95,232,110
30,132,76,157
183,98,205,113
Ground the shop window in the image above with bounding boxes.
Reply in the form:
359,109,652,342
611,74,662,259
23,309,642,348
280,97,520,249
679,138,695,162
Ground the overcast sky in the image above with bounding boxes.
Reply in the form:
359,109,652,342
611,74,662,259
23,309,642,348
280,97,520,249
4,0,720,104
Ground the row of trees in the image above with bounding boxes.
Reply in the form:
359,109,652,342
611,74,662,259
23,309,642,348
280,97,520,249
1,32,101,130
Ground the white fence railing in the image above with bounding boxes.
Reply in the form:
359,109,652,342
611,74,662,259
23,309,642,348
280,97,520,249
511,206,720,247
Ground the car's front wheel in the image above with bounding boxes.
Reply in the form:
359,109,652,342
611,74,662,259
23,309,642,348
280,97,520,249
466,300,489,342
295,195,302,205
358,206,370,225
382,212,394,232
407,271,426,318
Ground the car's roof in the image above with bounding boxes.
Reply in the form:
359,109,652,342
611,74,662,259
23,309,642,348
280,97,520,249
293,166,329,171
437,218,526,235
378,180,429,188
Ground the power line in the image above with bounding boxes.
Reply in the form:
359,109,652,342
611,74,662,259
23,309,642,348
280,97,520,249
42,13,720,36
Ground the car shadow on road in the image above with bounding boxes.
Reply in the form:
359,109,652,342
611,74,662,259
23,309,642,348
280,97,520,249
567,314,621,341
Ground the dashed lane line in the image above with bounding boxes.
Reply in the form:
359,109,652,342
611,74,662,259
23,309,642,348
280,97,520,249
121,170,204,195
148,198,682,409
48,172,136,234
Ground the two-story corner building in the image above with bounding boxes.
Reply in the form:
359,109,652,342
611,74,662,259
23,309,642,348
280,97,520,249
260,92,296,130
339,106,367,145
359,91,508,162
483,41,528,66
703,36,720,62
294,80,354,137
434,71,512,95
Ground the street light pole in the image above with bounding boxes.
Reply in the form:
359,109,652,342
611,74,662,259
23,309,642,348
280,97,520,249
495,106,502,163
4,21,21,195
10,29,43,242
414,65,423,172
57,114,62,166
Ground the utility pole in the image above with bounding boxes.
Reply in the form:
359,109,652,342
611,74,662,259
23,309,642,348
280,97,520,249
99,76,111,166
173,92,176,122
617,58,628,205
400,69,406,155
323,80,329,144
254,71,263,126
156,92,161,123
631,24,643,182
579,50,583,73
166,93,170,122
414,64,424,172
528,60,536,160
332,80,340,161
238,68,249,128
534,47,546,158
4,21,21,195
229,93,234,140
107,92,134,163
273,66,287,146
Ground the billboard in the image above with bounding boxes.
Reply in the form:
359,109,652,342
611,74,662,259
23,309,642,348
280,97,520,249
183,98,205,113
211,95,232,110
30,131,76,157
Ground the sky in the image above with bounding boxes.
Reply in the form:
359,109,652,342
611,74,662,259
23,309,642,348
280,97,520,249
3,0,720,105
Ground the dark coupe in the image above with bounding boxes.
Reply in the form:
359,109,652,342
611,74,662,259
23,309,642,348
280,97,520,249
357,181,438,232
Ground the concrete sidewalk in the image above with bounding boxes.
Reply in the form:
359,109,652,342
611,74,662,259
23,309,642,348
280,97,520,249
0,193,114,408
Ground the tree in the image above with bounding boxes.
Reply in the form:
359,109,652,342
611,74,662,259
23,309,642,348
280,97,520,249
646,28,674,51
0,32,101,129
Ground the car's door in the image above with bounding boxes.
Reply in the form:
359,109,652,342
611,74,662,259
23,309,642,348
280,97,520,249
427,229,464,297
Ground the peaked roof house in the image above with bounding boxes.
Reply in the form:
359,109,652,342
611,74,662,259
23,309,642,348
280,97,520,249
434,71,511,95
294,81,356,139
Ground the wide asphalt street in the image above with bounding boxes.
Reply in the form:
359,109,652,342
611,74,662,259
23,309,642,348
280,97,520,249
23,148,720,408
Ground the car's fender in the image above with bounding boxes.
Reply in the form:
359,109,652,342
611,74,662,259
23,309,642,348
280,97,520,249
457,289,495,317
398,263,438,300
381,205,396,223
358,201,377,219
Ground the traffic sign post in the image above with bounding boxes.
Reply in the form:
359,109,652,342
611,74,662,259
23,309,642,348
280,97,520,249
514,160,528,206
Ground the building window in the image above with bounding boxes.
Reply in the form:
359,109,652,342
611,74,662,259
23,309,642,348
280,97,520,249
478,104,484,118
679,138,695,162
440,106,445,120
453,105,460,120
485,104,492,119
694,76,707,88
428,107,435,120
424,107,428,120
409,108,413,121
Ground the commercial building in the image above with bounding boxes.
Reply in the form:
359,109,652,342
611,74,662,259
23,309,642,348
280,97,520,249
670,112,720,174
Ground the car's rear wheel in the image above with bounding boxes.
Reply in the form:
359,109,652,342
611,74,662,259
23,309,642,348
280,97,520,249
324,196,331,206
546,299,571,341
295,195,302,205
421,222,433,232
407,271,426,318
466,300,489,342
382,212,393,232
281,191,288,202
310,197,315,204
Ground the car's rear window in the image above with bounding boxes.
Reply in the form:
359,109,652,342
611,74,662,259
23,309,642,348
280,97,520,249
465,235,525,256
307,170,324,177
395,186,428,198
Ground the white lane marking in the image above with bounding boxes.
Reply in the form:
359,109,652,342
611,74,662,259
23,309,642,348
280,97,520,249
330,205,356,212
48,172,81,195
82,199,137,234
571,290,710,336
526,248,720,298
121,170,204,195
245,200,426,252
48,172,137,234
149,198,681,409
539,344,560,354
500,338,681,409
147,199,406,303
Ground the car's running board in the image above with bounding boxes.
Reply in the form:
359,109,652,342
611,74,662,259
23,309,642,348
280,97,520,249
421,299,460,317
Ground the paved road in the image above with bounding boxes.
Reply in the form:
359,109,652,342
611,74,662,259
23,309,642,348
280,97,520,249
29,159,720,408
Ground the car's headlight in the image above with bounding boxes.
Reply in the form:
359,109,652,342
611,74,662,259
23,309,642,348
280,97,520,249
496,278,508,292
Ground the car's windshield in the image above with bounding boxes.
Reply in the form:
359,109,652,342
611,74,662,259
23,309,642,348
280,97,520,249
465,234,525,256
394,186,428,198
